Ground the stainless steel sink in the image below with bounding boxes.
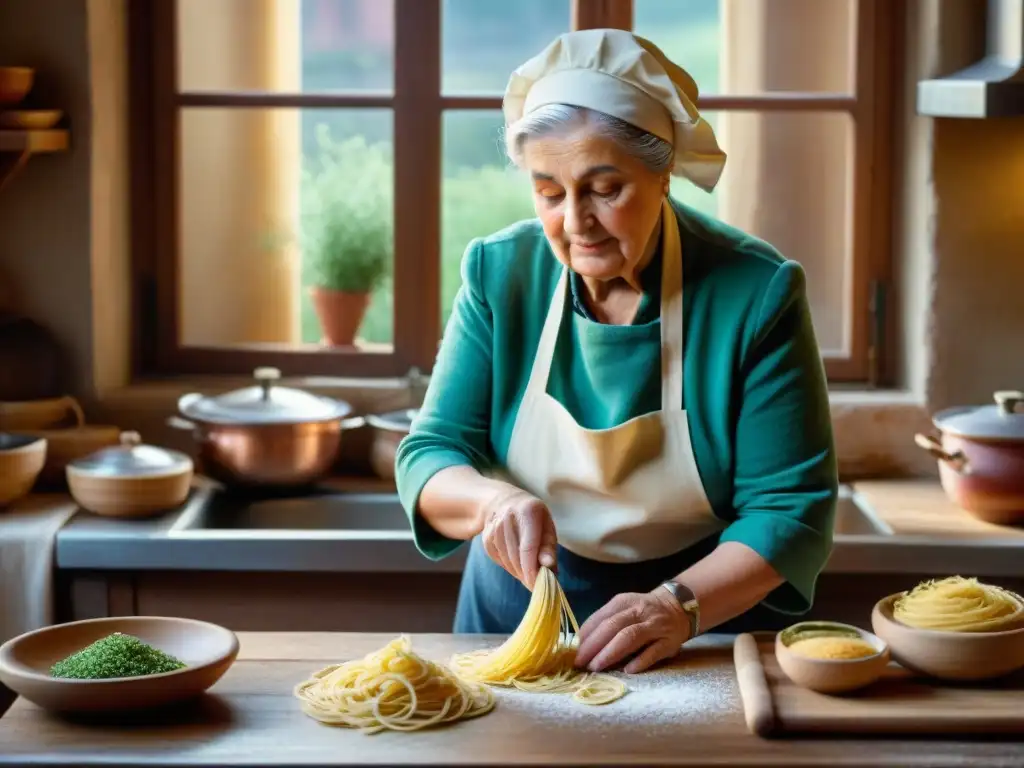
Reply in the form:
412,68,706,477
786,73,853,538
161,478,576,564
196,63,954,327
168,489,412,538
834,487,893,537
168,484,890,539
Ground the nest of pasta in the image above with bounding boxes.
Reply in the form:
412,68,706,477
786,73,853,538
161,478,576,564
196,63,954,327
294,636,495,734
892,576,1024,633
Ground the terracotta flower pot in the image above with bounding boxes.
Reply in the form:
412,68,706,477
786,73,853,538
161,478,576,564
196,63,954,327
309,286,371,347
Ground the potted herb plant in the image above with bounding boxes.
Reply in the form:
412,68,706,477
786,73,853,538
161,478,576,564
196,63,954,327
302,131,392,347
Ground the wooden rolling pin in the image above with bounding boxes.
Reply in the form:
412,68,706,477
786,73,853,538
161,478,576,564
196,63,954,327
733,633,776,737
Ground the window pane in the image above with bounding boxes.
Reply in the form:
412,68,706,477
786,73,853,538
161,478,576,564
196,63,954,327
179,108,394,351
441,0,571,94
681,111,853,354
177,0,394,92
633,0,855,95
441,111,534,326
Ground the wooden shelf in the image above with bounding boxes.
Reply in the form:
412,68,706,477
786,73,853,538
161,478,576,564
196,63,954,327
0,129,69,153
0,129,69,193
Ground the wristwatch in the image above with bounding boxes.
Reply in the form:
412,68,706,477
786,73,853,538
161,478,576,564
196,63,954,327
660,580,700,639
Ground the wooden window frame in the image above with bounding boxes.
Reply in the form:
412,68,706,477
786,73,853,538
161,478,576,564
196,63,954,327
129,0,899,385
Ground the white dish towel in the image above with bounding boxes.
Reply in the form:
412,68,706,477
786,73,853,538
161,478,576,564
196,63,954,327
0,495,77,645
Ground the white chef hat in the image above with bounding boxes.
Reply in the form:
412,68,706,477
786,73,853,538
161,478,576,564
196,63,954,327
503,29,726,192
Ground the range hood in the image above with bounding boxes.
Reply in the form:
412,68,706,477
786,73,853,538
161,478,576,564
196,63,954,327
918,0,1024,118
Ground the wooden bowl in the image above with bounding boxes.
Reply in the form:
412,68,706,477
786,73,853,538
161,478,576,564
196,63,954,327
0,616,239,714
775,620,890,694
0,434,47,507
871,593,1024,681
0,395,84,431
0,109,62,129
0,67,33,106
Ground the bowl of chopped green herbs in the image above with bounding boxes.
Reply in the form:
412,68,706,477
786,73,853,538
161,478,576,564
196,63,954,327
0,615,239,713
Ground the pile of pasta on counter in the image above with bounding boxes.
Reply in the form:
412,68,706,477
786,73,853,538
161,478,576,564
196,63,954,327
294,636,495,734
293,567,626,734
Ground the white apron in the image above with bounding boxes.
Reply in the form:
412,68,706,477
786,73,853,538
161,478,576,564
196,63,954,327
503,199,725,563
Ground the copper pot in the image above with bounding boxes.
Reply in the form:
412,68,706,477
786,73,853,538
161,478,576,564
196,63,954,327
167,367,364,489
914,390,1024,526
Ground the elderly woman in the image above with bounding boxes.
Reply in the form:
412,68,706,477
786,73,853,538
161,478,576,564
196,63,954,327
395,29,837,674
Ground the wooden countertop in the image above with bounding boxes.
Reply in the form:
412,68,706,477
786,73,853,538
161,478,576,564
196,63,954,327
853,479,1024,540
1,632,1020,767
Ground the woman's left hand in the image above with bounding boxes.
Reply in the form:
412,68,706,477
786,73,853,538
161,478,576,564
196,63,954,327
573,588,691,674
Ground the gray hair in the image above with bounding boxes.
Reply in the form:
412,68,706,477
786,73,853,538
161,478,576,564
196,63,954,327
504,104,674,175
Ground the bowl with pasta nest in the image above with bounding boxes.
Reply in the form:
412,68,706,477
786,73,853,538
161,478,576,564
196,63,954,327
871,576,1024,681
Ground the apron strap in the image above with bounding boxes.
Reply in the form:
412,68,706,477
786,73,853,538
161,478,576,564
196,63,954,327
660,198,685,412
523,267,569,397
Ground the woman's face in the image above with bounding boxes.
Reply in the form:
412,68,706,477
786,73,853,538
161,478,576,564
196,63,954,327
523,128,668,283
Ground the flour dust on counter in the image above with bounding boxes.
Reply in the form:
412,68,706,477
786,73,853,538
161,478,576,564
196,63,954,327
496,663,734,729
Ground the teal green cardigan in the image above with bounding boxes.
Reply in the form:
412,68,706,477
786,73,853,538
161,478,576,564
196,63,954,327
395,200,838,614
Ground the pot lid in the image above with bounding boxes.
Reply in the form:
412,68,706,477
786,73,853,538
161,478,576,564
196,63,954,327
366,408,418,432
933,390,1024,441
68,432,193,477
177,367,351,425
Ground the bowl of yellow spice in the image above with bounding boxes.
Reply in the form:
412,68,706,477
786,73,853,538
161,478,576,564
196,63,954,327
0,615,239,714
775,620,890,694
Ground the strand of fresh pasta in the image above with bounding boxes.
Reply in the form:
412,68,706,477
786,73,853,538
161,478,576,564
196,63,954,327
449,566,627,704
294,636,495,733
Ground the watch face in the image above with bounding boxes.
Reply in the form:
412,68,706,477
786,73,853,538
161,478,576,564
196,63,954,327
666,581,696,604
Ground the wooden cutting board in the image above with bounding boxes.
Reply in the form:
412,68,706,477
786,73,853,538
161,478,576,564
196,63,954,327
733,633,1024,737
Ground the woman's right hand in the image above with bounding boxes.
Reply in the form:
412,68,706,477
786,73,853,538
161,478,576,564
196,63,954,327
478,484,557,589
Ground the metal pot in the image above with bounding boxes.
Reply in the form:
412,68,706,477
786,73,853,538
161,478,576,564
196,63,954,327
167,367,365,488
366,408,417,479
914,390,1024,526
66,431,193,518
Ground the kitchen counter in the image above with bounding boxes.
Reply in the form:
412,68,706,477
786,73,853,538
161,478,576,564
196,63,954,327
852,479,1024,540
0,632,1020,767
48,481,1024,576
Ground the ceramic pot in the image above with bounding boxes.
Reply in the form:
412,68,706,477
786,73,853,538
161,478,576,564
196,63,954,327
167,367,364,488
66,431,193,518
914,390,1024,525
309,286,371,347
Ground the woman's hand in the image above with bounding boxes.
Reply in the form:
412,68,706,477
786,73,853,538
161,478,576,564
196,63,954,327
478,484,557,589
574,588,690,674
